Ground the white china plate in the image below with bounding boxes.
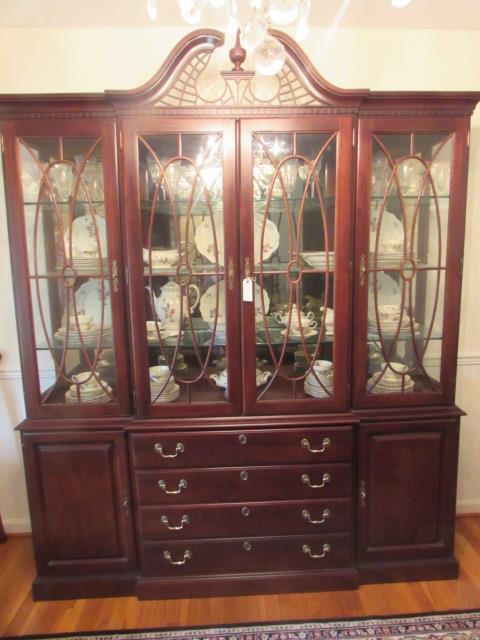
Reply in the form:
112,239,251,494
195,215,279,266
200,280,270,326
64,214,107,258
74,279,112,328
370,210,403,253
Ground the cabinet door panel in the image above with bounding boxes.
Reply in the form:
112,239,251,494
121,118,241,418
357,419,459,562
353,117,470,408
2,119,130,418
240,117,354,415
23,431,136,575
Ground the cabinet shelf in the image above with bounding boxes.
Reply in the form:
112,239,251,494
24,200,105,207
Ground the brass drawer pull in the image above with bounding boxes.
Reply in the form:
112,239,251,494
163,549,192,566
154,442,184,458
158,478,187,494
303,543,331,559
160,514,190,530
301,437,331,454
302,473,331,489
302,508,330,525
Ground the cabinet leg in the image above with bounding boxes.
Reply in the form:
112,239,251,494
0,513,6,543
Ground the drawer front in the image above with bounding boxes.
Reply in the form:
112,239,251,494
130,427,353,469
134,464,352,505
140,533,351,576
138,498,352,540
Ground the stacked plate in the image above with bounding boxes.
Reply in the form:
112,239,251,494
55,324,112,348
304,360,334,398
65,376,113,404
367,364,414,394
149,366,180,403
150,379,180,403
371,251,417,269
69,257,109,274
367,316,418,338
300,251,335,270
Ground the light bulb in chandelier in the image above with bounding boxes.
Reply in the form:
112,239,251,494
391,0,412,6
179,0,207,24
295,0,310,40
243,12,268,52
252,36,286,76
209,0,226,6
268,0,300,26
147,0,158,20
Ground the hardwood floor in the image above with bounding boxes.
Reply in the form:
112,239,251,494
1,516,480,637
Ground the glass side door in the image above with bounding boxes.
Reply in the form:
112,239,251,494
240,117,354,415
122,118,241,417
353,117,469,407
2,119,129,417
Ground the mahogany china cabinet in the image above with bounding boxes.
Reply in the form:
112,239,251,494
1,29,479,600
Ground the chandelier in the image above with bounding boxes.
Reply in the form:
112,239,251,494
147,0,413,76
160,0,310,76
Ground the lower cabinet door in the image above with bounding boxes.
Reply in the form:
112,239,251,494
23,430,137,575
357,419,459,563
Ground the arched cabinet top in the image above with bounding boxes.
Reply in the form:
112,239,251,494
106,28,369,112
0,28,479,117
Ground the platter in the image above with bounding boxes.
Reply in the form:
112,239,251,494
195,214,279,266
200,279,270,326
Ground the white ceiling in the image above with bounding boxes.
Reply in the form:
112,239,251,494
1,0,480,30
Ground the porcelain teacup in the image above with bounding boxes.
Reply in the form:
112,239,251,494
69,314,92,330
383,362,409,379
72,371,101,389
378,304,402,322
313,359,333,375
149,365,171,384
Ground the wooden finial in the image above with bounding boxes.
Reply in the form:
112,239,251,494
229,29,247,72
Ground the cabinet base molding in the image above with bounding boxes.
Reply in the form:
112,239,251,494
32,574,138,601
137,570,359,600
357,557,459,585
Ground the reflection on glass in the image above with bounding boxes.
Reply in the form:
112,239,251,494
20,136,116,405
251,130,337,403
139,132,229,406
367,132,452,395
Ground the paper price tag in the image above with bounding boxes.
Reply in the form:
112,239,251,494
242,277,253,302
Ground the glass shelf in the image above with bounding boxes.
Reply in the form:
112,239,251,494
367,325,442,342
24,200,105,207
143,264,223,276
37,338,114,351
370,194,449,202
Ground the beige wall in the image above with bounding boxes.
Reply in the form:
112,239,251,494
0,26,479,532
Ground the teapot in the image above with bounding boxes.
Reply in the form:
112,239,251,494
274,304,316,332
146,279,200,328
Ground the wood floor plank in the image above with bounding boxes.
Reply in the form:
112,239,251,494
1,517,480,636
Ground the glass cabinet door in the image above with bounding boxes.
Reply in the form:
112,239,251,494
240,118,354,415
353,118,469,407
122,119,240,417
3,120,129,417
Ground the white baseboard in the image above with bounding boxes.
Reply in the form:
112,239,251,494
456,499,480,514
4,517,31,534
